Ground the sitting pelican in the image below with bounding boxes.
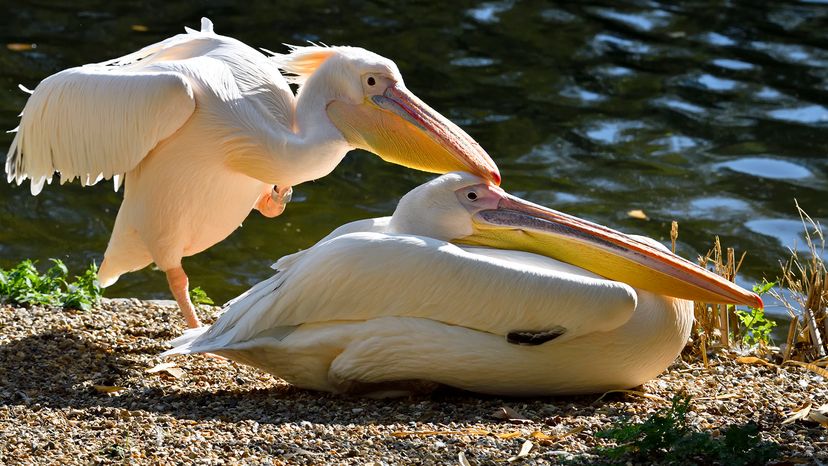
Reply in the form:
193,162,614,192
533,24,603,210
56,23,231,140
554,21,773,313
5,18,499,328
165,172,760,396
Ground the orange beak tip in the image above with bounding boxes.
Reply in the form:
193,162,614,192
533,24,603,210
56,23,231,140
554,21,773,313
490,169,501,186
752,294,764,309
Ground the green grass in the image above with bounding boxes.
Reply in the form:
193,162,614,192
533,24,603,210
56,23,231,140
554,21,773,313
594,393,778,465
0,259,102,310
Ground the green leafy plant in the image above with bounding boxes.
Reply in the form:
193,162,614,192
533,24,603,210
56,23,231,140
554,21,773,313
597,393,693,461
0,259,102,310
596,393,778,465
735,281,777,347
189,286,214,306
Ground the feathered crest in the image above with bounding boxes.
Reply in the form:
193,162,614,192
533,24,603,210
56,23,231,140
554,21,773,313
267,44,338,85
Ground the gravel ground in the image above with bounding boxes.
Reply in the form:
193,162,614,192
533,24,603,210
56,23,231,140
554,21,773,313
1,299,826,465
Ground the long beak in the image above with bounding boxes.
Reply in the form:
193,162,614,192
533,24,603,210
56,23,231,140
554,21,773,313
459,190,763,308
327,84,501,185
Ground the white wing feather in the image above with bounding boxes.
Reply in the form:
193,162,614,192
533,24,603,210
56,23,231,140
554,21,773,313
176,232,639,354
6,68,195,194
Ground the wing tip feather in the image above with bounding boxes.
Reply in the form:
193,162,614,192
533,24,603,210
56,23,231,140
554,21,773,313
30,176,45,195
200,17,214,34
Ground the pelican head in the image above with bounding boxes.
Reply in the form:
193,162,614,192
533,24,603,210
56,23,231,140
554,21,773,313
391,172,763,308
277,46,500,184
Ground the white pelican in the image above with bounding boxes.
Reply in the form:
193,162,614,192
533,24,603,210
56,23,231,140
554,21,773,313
5,19,499,328
165,172,761,397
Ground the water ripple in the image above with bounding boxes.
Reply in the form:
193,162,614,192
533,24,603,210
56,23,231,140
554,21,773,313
594,65,634,77
653,97,706,115
541,8,577,23
712,58,755,71
690,196,751,214
767,104,828,124
755,87,784,100
450,56,497,68
583,120,645,144
695,73,740,91
467,1,513,23
750,41,826,65
701,32,737,47
746,218,826,257
560,86,605,103
715,157,813,180
591,8,671,32
650,135,704,156
592,33,652,54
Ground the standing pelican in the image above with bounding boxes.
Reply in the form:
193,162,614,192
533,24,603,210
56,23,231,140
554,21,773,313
166,172,761,397
5,19,499,327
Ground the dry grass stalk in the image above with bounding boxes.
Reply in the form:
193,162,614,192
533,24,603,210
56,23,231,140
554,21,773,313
784,315,799,362
691,236,746,352
671,221,678,254
771,202,827,362
699,334,709,369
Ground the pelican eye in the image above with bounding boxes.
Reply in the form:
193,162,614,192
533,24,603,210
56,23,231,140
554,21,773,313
367,76,376,86
466,191,478,201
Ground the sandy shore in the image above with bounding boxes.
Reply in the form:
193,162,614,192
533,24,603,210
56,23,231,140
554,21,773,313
0,298,825,465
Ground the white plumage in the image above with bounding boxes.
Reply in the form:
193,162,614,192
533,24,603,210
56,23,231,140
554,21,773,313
8,68,195,193
5,19,499,328
7,18,293,194
166,173,697,397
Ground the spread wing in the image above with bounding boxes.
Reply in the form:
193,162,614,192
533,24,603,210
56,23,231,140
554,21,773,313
6,66,196,194
173,231,639,354
5,17,295,194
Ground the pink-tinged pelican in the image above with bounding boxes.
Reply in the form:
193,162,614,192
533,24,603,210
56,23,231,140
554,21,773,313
5,19,499,328
165,172,761,397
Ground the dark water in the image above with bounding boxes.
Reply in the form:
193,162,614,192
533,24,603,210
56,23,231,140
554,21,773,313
1,1,826,317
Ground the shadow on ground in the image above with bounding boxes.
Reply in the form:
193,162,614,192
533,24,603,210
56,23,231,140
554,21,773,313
0,328,597,427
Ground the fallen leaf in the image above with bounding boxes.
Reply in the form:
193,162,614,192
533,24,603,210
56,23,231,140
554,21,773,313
93,385,126,394
809,404,828,426
146,361,176,373
131,24,149,32
7,43,35,52
529,426,584,442
784,360,828,378
163,367,185,378
493,406,531,423
530,431,556,441
784,402,828,428
391,429,490,438
783,402,812,425
391,429,523,439
284,446,323,459
146,362,185,378
458,451,471,466
627,209,648,220
507,440,533,462
735,356,776,367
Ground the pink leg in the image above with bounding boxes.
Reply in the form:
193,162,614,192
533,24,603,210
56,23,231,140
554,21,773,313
166,266,201,328
255,185,293,218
